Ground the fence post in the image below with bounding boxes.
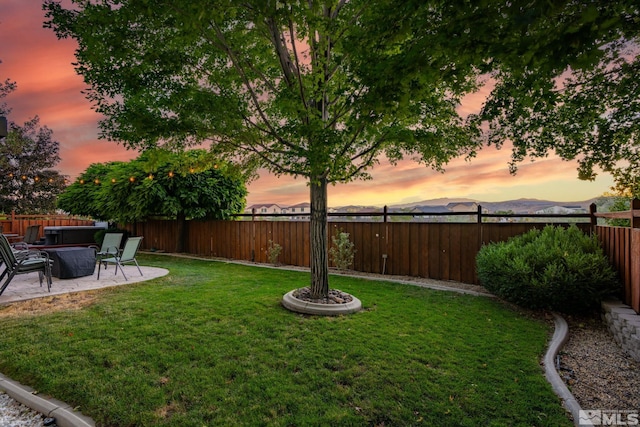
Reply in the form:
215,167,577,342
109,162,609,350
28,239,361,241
631,198,640,313
383,205,388,223
9,210,15,234
251,208,256,262
477,205,482,224
589,203,597,229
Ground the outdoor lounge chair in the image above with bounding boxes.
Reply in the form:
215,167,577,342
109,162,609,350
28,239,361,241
92,232,124,268
0,234,52,297
97,236,143,281
23,224,42,244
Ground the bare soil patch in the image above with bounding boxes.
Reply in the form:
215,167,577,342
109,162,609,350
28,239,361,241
0,292,99,318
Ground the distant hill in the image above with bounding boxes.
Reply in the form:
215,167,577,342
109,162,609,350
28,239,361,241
479,199,583,214
263,196,615,214
378,197,608,214
391,197,477,209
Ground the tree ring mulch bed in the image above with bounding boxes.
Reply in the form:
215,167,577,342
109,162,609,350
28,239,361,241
292,287,353,304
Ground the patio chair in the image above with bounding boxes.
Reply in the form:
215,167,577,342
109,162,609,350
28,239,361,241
0,234,52,297
92,232,124,268
23,225,42,244
97,236,143,281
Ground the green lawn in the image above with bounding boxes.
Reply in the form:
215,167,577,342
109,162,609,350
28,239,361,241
0,255,570,426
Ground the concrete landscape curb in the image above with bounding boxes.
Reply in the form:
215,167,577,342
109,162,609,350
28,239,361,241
544,313,586,427
0,374,95,427
281,289,362,315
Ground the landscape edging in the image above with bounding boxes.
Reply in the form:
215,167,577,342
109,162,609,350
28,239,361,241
0,373,95,427
544,313,587,427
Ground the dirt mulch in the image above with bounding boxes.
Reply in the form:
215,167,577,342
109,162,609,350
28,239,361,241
559,314,640,411
0,292,99,318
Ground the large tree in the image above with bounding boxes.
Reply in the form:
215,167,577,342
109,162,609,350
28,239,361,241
1,61,66,213
57,149,248,251
0,116,67,214
44,0,629,298
56,161,122,219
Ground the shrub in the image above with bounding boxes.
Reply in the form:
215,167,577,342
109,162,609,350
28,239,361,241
605,196,631,227
476,225,619,314
329,230,356,270
267,240,283,265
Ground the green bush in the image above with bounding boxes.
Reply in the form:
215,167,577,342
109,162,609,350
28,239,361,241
329,230,356,270
476,225,620,314
267,240,283,265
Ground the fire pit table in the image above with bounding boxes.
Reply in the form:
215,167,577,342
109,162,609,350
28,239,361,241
44,247,96,279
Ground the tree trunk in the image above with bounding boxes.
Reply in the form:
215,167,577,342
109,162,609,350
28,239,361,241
176,212,186,253
310,176,329,299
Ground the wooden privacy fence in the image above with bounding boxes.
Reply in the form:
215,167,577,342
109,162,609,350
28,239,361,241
0,212,94,241
125,218,592,286
593,199,640,313
7,205,640,310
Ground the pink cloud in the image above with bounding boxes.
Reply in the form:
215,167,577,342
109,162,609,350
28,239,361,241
1,0,614,207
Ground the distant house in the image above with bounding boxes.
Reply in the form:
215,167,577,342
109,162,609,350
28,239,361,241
446,202,479,212
535,205,587,215
288,202,310,214
245,204,284,215
288,202,311,220
412,206,451,214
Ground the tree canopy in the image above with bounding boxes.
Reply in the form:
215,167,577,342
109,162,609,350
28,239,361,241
478,1,640,194
58,149,248,222
58,149,248,251
0,116,67,214
0,60,67,214
44,0,637,297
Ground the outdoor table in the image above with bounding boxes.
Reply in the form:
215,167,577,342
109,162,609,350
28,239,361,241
44,247,96,279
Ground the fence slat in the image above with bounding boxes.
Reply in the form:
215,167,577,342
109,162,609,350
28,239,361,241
632,230,640,313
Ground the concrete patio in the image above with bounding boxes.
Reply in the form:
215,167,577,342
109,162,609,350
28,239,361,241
0,264,169,305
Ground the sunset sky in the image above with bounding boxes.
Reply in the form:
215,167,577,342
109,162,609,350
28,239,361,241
0,1,615,207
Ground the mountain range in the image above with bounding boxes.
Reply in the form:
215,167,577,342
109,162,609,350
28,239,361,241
331,197,613,214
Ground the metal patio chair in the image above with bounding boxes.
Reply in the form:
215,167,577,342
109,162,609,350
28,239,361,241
97,236,143,281
93,232,124,269
23,224,42,244
0,234,52,296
